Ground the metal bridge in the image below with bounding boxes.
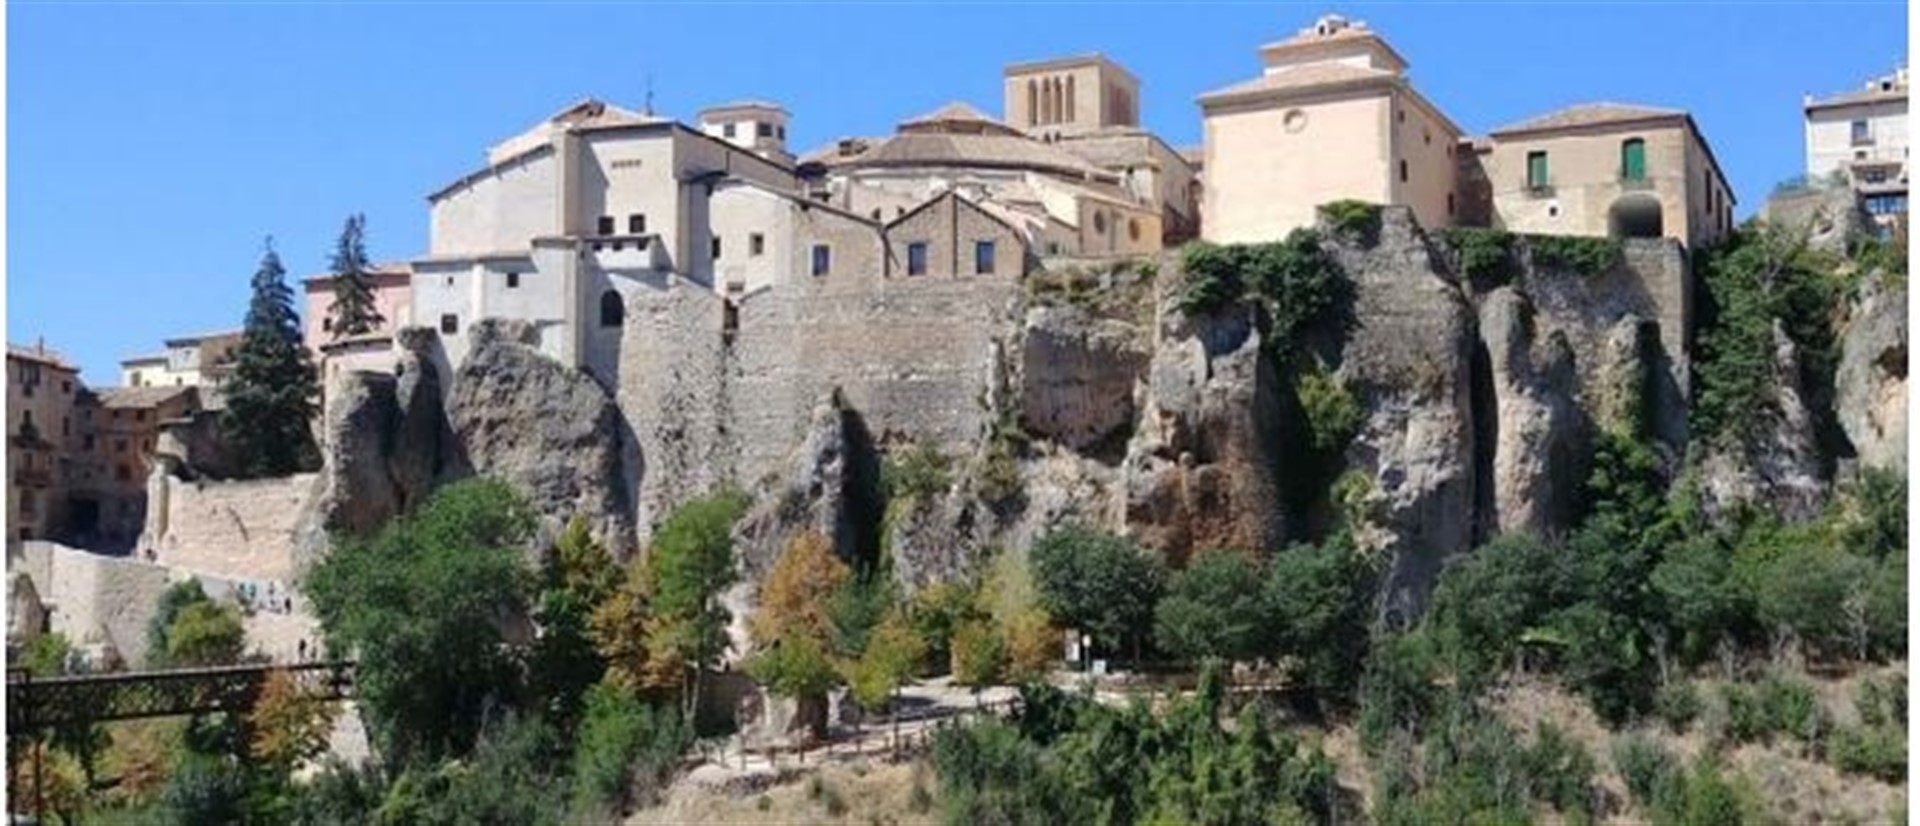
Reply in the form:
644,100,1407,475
7,660,356,734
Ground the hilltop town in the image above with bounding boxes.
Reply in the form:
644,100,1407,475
6,13,1910,825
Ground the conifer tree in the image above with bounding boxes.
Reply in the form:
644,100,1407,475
222,239,319,477
326,213,383,338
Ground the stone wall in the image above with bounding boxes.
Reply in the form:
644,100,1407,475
141,473,315,583
12,541,175,666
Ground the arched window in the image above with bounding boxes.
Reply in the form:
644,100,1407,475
1621,138,1647,181
600,289,624,328
1065,75,1076,123
1027,79,1038,126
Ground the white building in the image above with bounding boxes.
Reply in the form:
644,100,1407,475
412,98,796,386
1805,65,1909,228
119,330,244,388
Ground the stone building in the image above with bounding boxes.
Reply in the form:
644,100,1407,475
119,329,243,388
1804,65,1908,231
700,100,795,166
67,385,200,552
803,100,1163,258
412,97,796,387
1198,14,1463,243
7,343,82,542
1469,103,1736,249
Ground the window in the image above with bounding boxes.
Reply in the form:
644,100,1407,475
1852,119,1872,144
974,241,996,275
130,371,143,386
83,434,95,451
1527,151,1549,189
505,272,520,289
629,214,646,234
600,290,624,327
61,380,70,394
597,216,615,236
440,314,459,334
1863,168,1889,184
1128,218,1141,241
135,410,147,423
777,125,786,140
757,123,773,138
1093,211,1108,234
116,464,131,482
723,123,736,138
1399,160,1409,183
750,233,766,256
1620,138,1646,181
711,236,722,260
1447,192,1456,216
322,317,332,332
1865,193,1908,215
907,242,929,275
811,244,832,276
62,417,69,437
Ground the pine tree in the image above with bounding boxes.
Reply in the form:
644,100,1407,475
326,213,383,338
222,239,320,477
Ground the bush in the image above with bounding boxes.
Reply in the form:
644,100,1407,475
1319,199,1383,246
569,682,691,815
166,600,247,667
1854,674,1906,728
1655,681,1703,733
950,620,1006,691
1438,227,1516,288
1153,547,1269,665
1526,234,1621,275
1176,230,1346,364
147,579,212,668
1612,734,1679,808
1719,676,1823,746
1296,366,1363,455
24,630,74,676
1030,526,1164,662
883,443,951,508
1828,725,1906,782
1265,538,1371,697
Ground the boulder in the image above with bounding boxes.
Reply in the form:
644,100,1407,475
1478,288,1582,537
8,570,45,648
448,319,637,555
1837,278,1907,474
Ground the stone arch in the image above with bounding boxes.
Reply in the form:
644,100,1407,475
1608,194,1664,239
599,289,625,327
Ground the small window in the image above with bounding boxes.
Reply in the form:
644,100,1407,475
440,314,459,334
116,464,131,482
1093,211,1108,234
1621,138,1647,181
600,290,624,327
629,214,646,234
1128,218,1141,241
506,272,520,289
871,208,882,220
907,242,929,276
1447,192,1455,215
723,123,736,138
322,317,333,332
135,410,146,423
61,380,70,394
1399,160,1409,183
750,233,766,256
777,125,786,139
811,244,832,277
597,216,615,236
711,236,722,260
757,123,773,138
1527,151,1549,189
974,241,996,275
1852,119,1871,144
83,434,95,451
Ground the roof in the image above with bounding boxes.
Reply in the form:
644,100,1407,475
7,343,79,372
1257,17,1411,73
1198,63,1398,106
96,385,195,410
303,261,412,286
1805,86,1908,112
714,176,880,227
1003,53,1139,85
1489,102,1687,136
897,101,1024,136
120,352,168,366
700,100,789,119
820,131,1115,180
160,328,244,348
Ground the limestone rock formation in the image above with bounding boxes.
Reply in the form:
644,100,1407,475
1020,305,1149,453
1698,322,1826,521
1122,297,1284,567
1764,185,1875,257
448,319,637,554
732,393,869,579
1478,288,1582,537
1325,208,1479,616
8,570,44,649
1837,277,1908,474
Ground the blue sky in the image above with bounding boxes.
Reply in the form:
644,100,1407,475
9,1,1908,384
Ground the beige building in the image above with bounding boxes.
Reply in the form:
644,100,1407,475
303,262,413,381
1804,66,1908,229
1472,103,1735,248
1198,14,1463,243
804,100,1163,259
8,343,83,542
119,330,244,389
68,386,200,552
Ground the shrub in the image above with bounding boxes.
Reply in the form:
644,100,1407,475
1174,242,1244,315
166,600,247,667
147,579,212,668
883,443,951,508
1265,537,1372,697
1526,234,1621,275
951,620,1006,692
1153,547,1269,665
1439,227,1517,288
1524,722,1597,814
1828,725,1906,782
1854,674,1906,728
1296,366,1363,455
1030,526,1165,662
24,630,74,676
1612,734,1680,807
1320,199,1383,246
1176,231,1346,364
1655,681,1703,733
569,682,690,815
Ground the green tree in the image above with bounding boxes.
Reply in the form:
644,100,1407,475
950,620,1005,700
325,213,384,338
1031,526,1165,665
906,580,983,675
528,516,619,729
147,578,213,668
1153,547,1269,666
166,601,247,667
221,240,319,478
642,490,749,721
568,681,690,817
24,631,73,676
1265,537,1372,696
305,478,535,766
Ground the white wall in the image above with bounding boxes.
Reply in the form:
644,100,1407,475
1806,100,1909,179
429,147,561,256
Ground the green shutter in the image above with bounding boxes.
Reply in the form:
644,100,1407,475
1527,151,1549,188
1622,139,1646,181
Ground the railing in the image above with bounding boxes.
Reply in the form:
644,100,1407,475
7,660,356,733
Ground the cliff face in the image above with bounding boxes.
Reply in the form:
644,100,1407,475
1837,277,1908,475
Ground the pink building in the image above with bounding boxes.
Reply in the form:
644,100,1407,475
302,263,412,373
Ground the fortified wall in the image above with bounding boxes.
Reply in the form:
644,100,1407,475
139,472,314,584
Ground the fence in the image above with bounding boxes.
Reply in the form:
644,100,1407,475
693,695,1023,773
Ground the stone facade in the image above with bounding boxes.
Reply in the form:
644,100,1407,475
140,473,315,583
7,343,83,543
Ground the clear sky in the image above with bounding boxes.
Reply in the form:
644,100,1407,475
9,1,1908,384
